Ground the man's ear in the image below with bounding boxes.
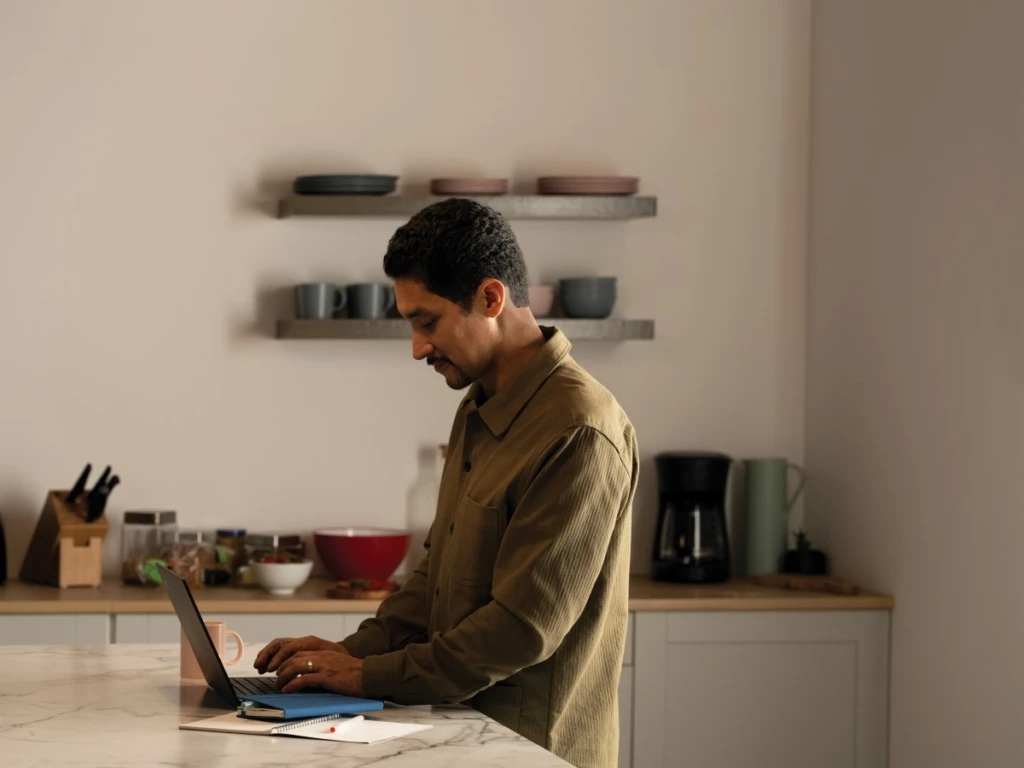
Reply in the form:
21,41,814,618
477,279,506,318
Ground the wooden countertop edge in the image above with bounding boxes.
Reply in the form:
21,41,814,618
0,596,895,614
628,595,895,611
0,577,895,614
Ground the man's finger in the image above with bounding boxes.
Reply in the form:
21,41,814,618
253,639,281,671
266,641,300,673
276,651,330,688
280,672,324,694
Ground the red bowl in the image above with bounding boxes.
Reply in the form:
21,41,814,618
314,528,411,581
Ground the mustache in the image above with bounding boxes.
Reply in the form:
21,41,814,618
426,356,451,367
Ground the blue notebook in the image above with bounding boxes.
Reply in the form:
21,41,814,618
239,693,384,720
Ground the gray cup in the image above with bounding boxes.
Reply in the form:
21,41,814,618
295,282,346,319
347,282,396,319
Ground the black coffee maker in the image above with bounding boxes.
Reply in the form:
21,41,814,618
652,452,732,583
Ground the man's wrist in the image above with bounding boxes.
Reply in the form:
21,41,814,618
351,657,365,696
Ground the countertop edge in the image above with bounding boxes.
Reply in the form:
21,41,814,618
628,595,895,611
0,576,895,614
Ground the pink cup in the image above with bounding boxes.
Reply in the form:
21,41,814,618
180,620,243,681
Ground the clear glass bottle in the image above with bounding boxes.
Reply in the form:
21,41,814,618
403,444,446,576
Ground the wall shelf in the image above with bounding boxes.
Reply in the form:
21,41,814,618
277,194,657,220
276,318,655,341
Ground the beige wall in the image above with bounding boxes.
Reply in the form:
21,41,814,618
0,0,810,579
807,1,1024,766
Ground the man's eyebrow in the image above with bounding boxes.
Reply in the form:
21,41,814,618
404,308,433,320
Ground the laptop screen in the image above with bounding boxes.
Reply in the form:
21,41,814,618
157,565,239,707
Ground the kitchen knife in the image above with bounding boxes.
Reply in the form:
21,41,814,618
87,466,111,505
85,474,118,523
66,463,92,505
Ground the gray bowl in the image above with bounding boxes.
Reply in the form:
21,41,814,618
558,277,617,319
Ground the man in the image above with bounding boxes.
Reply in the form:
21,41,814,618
254,199,638,768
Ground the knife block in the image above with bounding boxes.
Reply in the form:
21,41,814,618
19,490,109,588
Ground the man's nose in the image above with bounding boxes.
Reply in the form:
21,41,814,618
412,330,433,361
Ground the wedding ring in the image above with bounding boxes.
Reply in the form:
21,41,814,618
307,660,313,672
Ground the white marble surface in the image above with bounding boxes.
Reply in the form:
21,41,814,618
0,644,572,767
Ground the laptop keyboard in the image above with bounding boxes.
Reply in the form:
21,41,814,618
231,676,279,696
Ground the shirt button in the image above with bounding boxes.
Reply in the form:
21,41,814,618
463,460,472,472
448,522,455,534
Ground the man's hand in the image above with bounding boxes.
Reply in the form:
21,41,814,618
274,650,365,695
253,636,349,674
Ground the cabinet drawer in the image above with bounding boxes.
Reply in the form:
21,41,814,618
0,614,109,644
113,613,354,644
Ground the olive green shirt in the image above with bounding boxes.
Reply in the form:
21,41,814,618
341,327,638,768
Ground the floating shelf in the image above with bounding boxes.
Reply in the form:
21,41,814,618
276,318,655,341
277,195,657,220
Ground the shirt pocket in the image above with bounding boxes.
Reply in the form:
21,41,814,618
451,496,502,587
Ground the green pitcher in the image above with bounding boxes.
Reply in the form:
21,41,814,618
743,458,806,576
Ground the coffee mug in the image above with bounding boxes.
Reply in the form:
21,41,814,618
295,282,346,319
346,282,396,319
180,620,243,681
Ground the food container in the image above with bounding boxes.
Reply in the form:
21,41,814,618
158,530,217,589
121,510,177,586
214,528,247,584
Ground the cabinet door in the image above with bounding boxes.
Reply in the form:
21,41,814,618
113,613,355,644
618,665,633,768
633,610,889,768
0,614,109,644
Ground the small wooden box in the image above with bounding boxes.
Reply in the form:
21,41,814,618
19,490,109,588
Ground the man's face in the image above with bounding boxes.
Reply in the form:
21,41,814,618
394,278,496,390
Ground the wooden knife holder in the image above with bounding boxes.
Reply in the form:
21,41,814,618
19,490,109,588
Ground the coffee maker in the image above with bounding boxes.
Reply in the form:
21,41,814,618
652,452,733,583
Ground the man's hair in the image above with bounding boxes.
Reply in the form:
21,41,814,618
382,198,529,309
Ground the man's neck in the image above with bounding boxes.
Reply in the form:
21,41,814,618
477,314,546,399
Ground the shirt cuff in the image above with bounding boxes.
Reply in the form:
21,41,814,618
361,650,403,699
340,630,385,660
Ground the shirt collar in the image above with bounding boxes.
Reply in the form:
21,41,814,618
461,326,572,438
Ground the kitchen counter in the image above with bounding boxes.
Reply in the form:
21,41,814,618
0,643,570,767
0,575,894,614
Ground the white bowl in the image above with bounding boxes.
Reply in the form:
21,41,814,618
250,560,313,596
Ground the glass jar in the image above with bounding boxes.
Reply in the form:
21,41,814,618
214,528,247,585
158,530,216,589
121,510,177,586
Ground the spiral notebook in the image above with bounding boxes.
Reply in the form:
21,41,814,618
180,712,432,743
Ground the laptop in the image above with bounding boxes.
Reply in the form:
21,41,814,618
158,564,280,707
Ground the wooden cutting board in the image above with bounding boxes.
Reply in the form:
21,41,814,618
751,574,861,595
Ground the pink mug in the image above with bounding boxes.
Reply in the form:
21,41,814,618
180,620,244,681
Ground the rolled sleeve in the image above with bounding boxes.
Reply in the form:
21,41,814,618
340,547,431,659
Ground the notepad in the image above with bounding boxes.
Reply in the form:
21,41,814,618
180,711,432,744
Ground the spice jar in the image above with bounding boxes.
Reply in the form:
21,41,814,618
121,511,177,586
214,528,247,584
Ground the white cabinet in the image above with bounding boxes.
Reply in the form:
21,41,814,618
632,610,890,768
112,612,375,644
618,665,633,768
0,614,109,644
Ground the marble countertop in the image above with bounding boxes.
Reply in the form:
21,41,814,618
0,644,572,768
0,575,894,614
